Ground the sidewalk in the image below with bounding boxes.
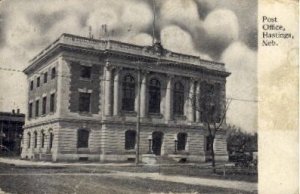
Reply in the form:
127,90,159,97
0,157,133,167
0,157,216,168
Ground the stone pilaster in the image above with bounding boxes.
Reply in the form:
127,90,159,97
195,81,201,122
188,79,195,122
165,75,173,121
104,63,113,116
220,82,226,124
37,131,42,149
113,68,121,116
140,71,148,118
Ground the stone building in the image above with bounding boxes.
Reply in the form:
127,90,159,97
21,33,230,162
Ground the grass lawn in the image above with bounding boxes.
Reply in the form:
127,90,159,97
96,164,258,183
0,174,255,194
159,165,258,182
0,162,257,194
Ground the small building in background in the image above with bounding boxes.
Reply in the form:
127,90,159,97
0,109,25,156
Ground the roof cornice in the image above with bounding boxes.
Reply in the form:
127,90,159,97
23,33,230,77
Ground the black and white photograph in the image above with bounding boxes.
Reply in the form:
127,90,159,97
0,0,298,193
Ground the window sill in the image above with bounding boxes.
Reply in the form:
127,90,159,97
79,77,92,81
174,115,187,120
148,113,163,119
78,111,93,116
121,111,137,116
77,148,90,153
175,150,189,155
124,149,136,154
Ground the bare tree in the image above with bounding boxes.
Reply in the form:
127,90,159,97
189,82,231,173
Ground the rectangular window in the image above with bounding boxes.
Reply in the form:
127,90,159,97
36,77,40,87
125,130,136,150
42,96,47,115
50,93,55,112
51,67,56,79
30,81,34,90
79,92,91,112
28,103,33,118
35,100,39,117
80,66,92,79
44,72,48,83
77,130,89,148
206,136,213,152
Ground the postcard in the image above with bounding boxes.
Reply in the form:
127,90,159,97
0,0,298,193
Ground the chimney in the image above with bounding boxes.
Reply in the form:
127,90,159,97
12,109,15,114
17,109,20,114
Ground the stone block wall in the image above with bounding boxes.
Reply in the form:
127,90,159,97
21,120,228,163
99,123,210,162
27,58,59,125
21,122,59,161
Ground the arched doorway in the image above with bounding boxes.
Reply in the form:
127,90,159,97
152,131,163,155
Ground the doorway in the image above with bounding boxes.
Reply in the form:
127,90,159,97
152,131,163,155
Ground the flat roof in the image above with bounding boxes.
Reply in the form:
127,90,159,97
24,33,229,75
0,112,25,122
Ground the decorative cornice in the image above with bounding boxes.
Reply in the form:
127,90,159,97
24,117,213,130
24,33,230,78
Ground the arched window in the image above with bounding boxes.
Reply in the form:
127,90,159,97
214,83,221,122
49,131,54,150
125,130,136,150
41,131,45,148
148,78,161,113
177,133,187,151
122,74,135,111
27,132,31,148
200,82,219,123
77,129,89,148
173,81,184,115
34,131,38,148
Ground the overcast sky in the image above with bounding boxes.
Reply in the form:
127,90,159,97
0,0,257,133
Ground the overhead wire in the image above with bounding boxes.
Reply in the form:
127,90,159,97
0,66,258,103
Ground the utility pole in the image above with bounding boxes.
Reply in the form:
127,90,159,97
135,68,141,165
151,0,157,45
0,121,3,153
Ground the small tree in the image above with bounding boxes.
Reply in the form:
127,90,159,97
227,125,258,153
190,82,231,173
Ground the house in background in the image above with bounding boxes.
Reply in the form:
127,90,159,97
21,33,230,162
0,110,25,155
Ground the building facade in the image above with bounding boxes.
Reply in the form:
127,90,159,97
0,110,25,155
21,34,230,162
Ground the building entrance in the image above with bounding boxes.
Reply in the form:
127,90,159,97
152,131,163,155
